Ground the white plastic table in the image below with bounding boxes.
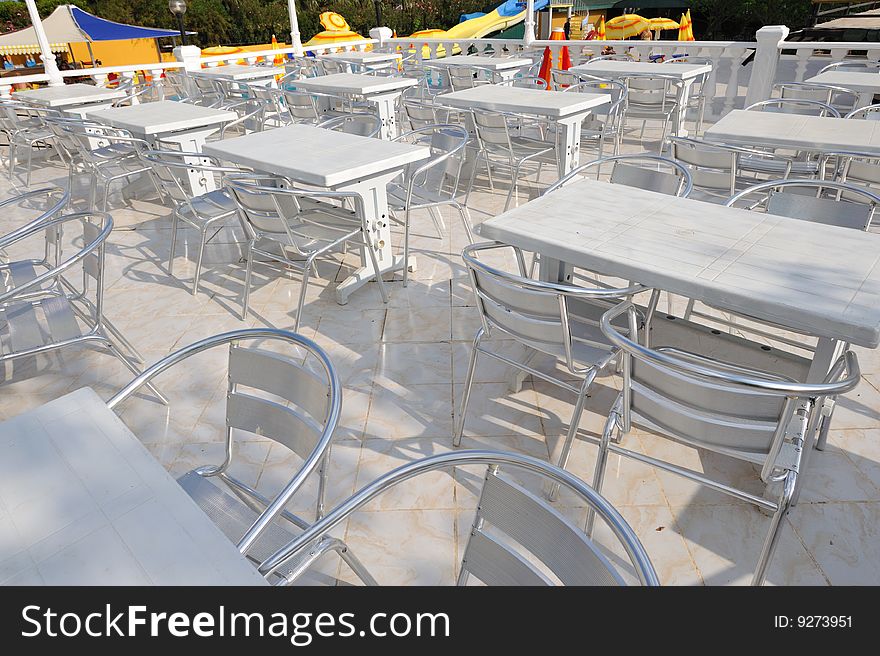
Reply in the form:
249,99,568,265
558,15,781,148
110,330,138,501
204,125,430,303
704,109,880,155
480,177,880,385
292,73,418,140
569,60,712,136
14,83,126,117
438,85,610,177
806,70,880,108
0,387,267,585
429,55,532,81
317,51,402,72
86,101,236,194
190,64,283,86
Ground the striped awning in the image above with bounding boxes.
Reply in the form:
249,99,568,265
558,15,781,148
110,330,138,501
0,43,68,55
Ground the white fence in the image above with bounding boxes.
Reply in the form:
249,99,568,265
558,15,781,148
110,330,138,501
4,26,880,120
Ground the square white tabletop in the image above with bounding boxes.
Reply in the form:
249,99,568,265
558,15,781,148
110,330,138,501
479,177,880,347
292,72,418,96
14,83,126,108
439,85,610,119
806,70,880,94
0,387,267,585
203,124,430,187
190,64,283,80
318,51,402,64
427,55,532,71
86,100,236,136
704,109,880,155
570,60,712,80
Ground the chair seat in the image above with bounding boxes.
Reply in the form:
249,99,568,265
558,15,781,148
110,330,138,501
183,189,238,220
95,156,151,179
12,128,53,144
386,182,451,208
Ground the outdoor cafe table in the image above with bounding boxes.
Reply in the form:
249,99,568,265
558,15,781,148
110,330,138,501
437,85,610,177
479,177,880,387
291,73,418,140
704,109,880,156
86,100,236,194
316,51,402,72
0,387,267,585
427,55,533,81
14,83,126,117
203,124,430,304
568,60,712,137
190,64,283,86
806,70,880,108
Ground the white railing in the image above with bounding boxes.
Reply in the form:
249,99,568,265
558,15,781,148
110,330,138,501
6,26,880,117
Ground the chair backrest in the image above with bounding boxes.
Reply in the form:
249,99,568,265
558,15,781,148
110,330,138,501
257,449,659,586
563,78,626,124
621,74,682,109
190,74,221,99
142,150,237,203
818,60,880,75
548,154,693,197
845,103,880,120
668,136,748,194
836,152,880,187
471,109,514,152
0,186,69,251
726,179,880,230
402,100,438,131
394,124,468,201
498,75,548,90
775,81,858,114
745,97,841,117
601,302,860,475
316,113,382,138
448,65,492,91
463,242,643,373
281,89,320,121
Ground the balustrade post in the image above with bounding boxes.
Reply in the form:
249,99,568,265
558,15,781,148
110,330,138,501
744,25,789,107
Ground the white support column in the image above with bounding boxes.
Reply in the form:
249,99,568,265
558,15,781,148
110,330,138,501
524,0,536,46
24,0,62,86
744,25,789,108
288,0,304,56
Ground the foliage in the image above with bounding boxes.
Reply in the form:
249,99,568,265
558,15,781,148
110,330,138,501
692,0,814,40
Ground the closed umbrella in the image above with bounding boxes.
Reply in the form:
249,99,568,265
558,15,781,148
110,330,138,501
678,13,689,41
597,16,605,40
686,9,695,41
538,28,571,89
605,14,650,40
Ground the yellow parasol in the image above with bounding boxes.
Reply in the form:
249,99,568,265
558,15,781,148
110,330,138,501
596,16,606,40
649,17,680,31
686,9,695,41
271,34,283,66
678,12,689,41
605,14,650,40
305,12,367,47
320,12,350,31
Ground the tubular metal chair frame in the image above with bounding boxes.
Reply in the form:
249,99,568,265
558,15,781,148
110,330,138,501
316,113,383,139
772,81,860,116
0,187,69,247
107,328,375,586
744,97,841,117
596,301,861,585
0,211,165,403
390,124,471,287
818,60,880,75
617,73,685,153
546,153,694,197
561,78,628,157
227,175,388,325
456,242,646,501
142,150,242,295
258,450,659,586
845,103,880,120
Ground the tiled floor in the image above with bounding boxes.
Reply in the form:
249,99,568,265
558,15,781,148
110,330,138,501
2,118,879,586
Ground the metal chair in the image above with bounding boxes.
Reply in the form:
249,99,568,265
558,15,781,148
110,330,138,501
725,178,880,230
467,109,557,211
562,78,627,157
845,103,880,120
0,211,164,401
6,105,60,186
833,150,880,193
456,242,645,497
259,450,659,586
596,302,861,585
497,75,548,90
389,124,471,286
0,187,69,250
818,60,880,74
316,113,383,138
107,328,375,586
548,153,694,197
447,65,494,91
745,97,841,117
142,151,242,295
227,175,388,324
280,88,323,124
618,73,684,153
773,81,859,116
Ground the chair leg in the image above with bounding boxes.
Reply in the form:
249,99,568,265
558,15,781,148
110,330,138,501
586,409,619,537
241,241,254,320
8,142,16,181
428,205,445,237
751,473,796,586
402,206,412,287
547,369,597,502
293,255,315,332
453,328,484,447
192,228,208,295
104,340,169,405
457,204,475,244
25,145,33,187
168,212,180,275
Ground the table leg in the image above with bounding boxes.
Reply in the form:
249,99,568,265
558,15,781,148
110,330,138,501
671,78,696,138
556,116,583,179
154,128,222,195
496,69,519,82
335,171,411,304
370,92,402,140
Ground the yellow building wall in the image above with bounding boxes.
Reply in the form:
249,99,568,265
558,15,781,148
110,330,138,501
68,38,162,68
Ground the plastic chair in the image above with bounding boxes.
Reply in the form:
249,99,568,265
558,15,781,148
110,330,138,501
107,328,375,586
596,302,860,585
258,450,659,586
